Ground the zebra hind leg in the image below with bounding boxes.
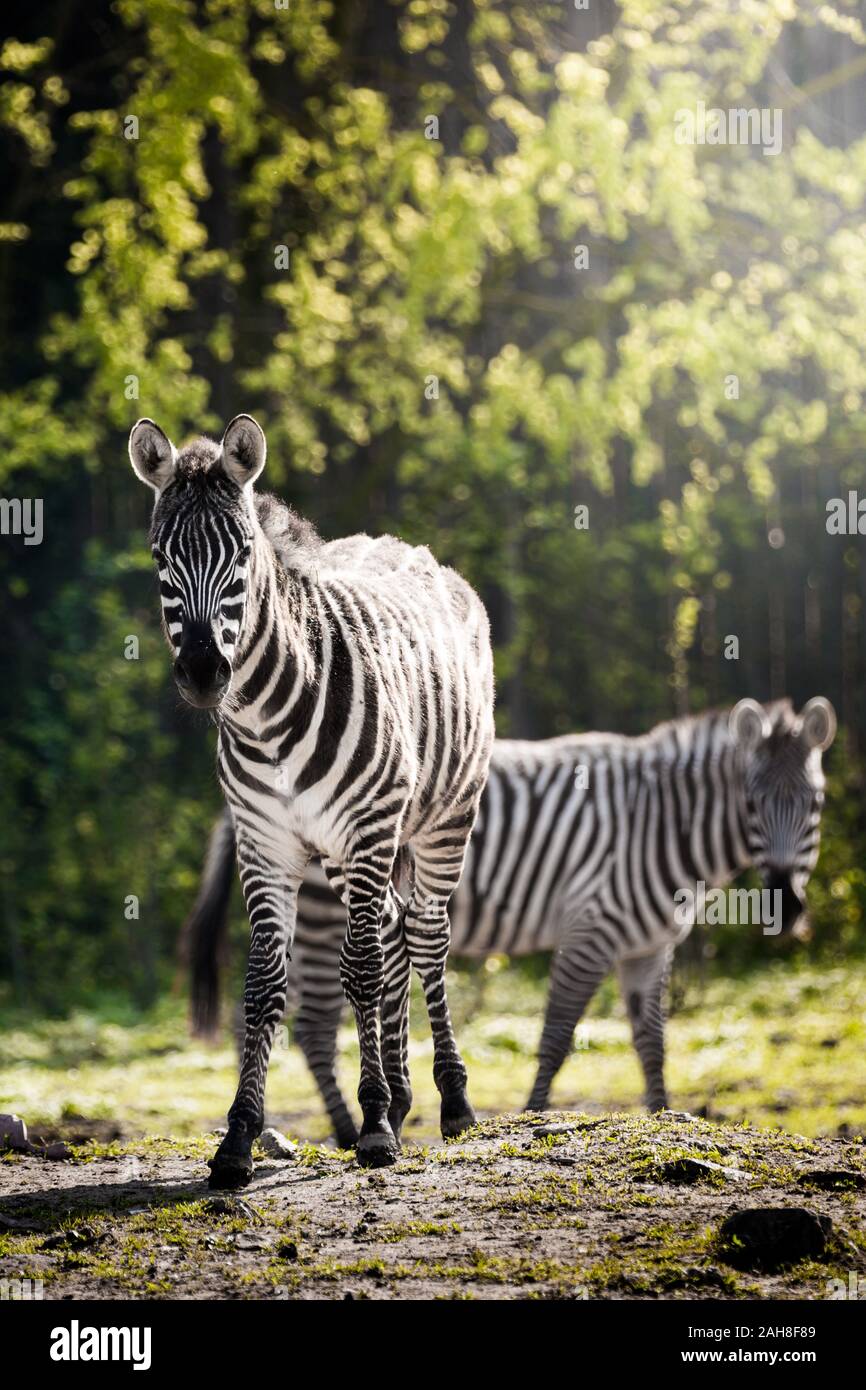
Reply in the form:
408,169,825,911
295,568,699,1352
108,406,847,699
616,945,673,1113
403,828,476,1141
380,886,413,1141
317,862,410,1147
341,868,399,1168
292,917,357,1148
525,927,615,1113
293,1001,358,1149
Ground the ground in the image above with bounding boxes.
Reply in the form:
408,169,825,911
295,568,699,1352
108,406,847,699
1,1112,865,1300
1,959,864,1300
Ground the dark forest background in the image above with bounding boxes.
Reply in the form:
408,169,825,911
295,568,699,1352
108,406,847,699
1,0,865,1012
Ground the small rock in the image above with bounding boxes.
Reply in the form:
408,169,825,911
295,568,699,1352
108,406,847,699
656,1110,698,1122
531,1124,577,1139
819,1037,840,1049
43,1224,101,1250
258,1128,298,1160
656,1158,746,1184
43,1141,72,1161
0,1117,72,1160
718,1207,832,1271
233,1232,271,1251
352,1210,378,1238
798,1169,866,1191
0,1114,31,1152
203,1195,262,1222
277,1239,299,1261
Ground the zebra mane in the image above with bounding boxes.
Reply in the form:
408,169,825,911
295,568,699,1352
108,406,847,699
762,698,797,741
656,699,796,745
253,492,322,572
528,701,799,767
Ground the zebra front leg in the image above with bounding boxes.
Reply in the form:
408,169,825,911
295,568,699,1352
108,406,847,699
208,847,305,1189
380,886,413,1141
341,870,398,1168
617,945,673,1113
525,927,615,1112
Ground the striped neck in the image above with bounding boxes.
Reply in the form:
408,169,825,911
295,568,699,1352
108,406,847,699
219,535,320,747
668,710,753,887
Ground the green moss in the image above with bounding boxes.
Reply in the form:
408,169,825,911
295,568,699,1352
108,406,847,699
376,1220,462,1242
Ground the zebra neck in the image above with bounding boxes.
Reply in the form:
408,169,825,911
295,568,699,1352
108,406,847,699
679,719,752,886
222,544,321,747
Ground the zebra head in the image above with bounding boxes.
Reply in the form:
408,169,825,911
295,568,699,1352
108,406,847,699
729,697,836,934
129,414,267,709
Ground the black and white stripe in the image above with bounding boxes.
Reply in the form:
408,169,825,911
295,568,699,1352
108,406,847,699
130,414,494,1182
187,697,834,1141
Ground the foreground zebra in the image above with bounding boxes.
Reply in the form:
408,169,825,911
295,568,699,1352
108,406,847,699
186,698,835,1143
129,414,494,1182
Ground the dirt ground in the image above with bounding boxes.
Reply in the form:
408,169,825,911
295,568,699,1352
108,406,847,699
1,1110,865,1300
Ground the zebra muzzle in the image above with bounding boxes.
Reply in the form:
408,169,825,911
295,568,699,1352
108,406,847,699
175,629,231,708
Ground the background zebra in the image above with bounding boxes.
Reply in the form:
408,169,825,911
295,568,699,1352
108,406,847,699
129,413,494,1183
185,697,835,1145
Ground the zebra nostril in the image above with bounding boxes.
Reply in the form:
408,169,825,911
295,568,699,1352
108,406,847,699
216,657,231,686
174,658,191,688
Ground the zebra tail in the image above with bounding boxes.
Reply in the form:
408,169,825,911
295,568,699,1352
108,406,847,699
181,808,236,1038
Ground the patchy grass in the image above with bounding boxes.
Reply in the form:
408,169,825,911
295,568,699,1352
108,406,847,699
1,959,863,1145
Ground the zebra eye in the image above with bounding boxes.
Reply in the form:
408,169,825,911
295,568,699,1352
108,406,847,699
151,546,165,566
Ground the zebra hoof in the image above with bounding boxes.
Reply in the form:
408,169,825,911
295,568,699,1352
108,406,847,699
356,1128,400,1168
335,1123,361,1151
207,1151,254,1190
440,1099,477,1139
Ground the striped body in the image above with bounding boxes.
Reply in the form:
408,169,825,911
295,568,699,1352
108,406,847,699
217,530,493,888
187,698,833,1142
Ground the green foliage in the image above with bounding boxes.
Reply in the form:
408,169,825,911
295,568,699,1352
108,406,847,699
1,0,865,1003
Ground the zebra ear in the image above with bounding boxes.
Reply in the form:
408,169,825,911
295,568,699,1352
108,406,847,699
799,697,836,752
128,419,177,493
729,698,771,751
221,414,266,489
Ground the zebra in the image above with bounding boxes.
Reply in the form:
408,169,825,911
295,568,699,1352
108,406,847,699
129,413,495,1184
184,697,835,1143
